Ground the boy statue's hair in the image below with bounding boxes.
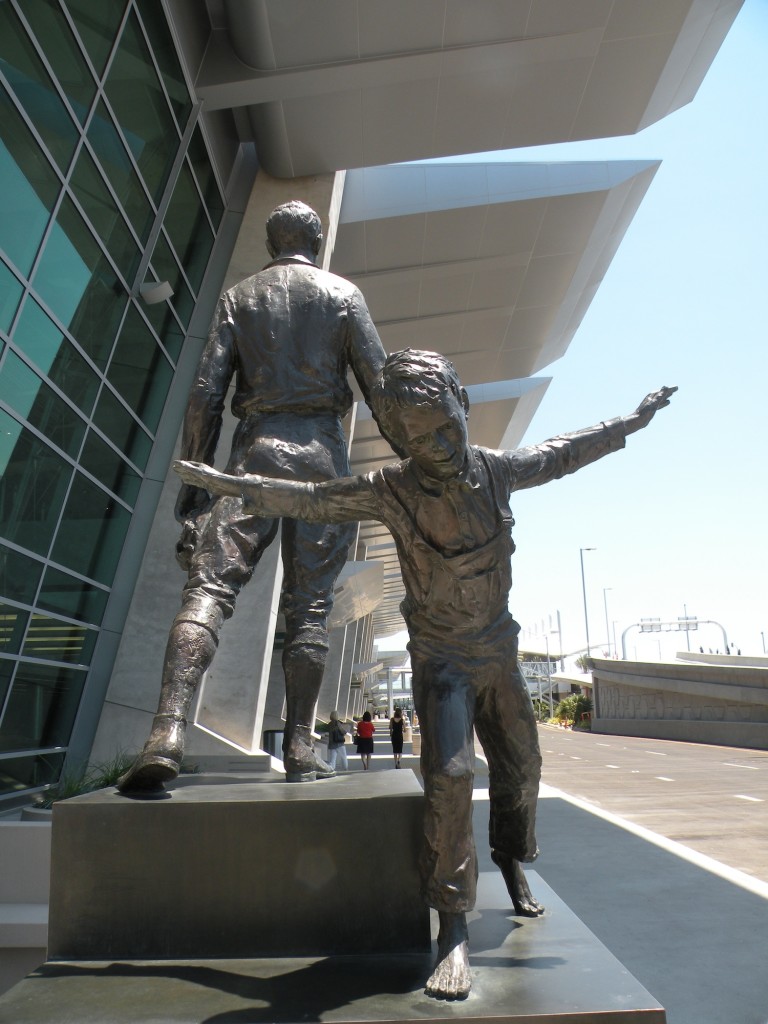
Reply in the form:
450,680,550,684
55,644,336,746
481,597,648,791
372,349,465,451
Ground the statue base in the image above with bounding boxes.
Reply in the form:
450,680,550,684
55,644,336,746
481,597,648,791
47,771,430,960
1,872,665,1022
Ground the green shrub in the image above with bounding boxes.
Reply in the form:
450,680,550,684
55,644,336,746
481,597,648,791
34,749,202,807
554,694,593,729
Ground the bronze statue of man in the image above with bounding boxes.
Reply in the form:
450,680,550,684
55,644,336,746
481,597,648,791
174,350,676,999
118,201,387,793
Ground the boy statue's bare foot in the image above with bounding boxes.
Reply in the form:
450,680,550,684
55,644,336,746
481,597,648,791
425,910,471,1000
491,851,545,916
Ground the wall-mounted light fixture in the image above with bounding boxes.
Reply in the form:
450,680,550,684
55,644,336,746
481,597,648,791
139,280,174,305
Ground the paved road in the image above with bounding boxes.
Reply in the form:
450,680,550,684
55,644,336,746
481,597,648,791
536,725,768,883
474,728,768,1024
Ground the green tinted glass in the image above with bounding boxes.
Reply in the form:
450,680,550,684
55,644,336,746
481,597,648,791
18,0,97,125
50,471,131,585
164,163,214,294
135,0,192,129
0,3,79,172
86,100,154,244
187,127,224,230
0,262,23,333
0,409,74,557
38,565,109,626
138,301,184,362
32,194,127,370
0,751,66,795
0,81,60,277
0,661,86,751
70,147,140,282
108,304,172,431
0,544,44,605
92,387,151,469
22,613,97,665
13,298,100,417
0,604,30,656
79,429,141,506
64,0,127,79
0,349,86,459
149,231,194,327
0,659,13,715
105,9,177,205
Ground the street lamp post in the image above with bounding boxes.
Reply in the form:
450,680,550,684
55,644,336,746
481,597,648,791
603,587,613,657
544,633,554,717
580,547,596,656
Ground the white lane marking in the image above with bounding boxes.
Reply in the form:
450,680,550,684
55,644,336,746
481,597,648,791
724,762,760,770
655,776,674,782
570,756,583,760
606,764,621,769
735,794,763,803
538,783,768,901
645,750,667,756
631,770,640,774
596,743,612,747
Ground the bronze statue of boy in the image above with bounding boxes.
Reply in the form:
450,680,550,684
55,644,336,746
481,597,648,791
175,349,676,999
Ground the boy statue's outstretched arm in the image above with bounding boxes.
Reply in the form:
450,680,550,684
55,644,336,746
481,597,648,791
175,462,243,498
173,460,379,526
622,385,677,435
503,385,678,492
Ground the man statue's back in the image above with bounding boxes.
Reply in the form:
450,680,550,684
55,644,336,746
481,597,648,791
118,201,387,794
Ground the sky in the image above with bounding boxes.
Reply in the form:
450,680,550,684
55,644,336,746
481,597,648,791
378,0,768,664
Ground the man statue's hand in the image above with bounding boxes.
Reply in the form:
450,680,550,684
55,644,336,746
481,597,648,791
626,385,677,433
174,482,211,524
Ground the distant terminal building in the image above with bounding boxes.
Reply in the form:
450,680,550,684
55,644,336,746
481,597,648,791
0,0,743,808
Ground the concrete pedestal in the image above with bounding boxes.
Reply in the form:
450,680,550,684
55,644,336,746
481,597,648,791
0,872,666,1023
47,771,430,960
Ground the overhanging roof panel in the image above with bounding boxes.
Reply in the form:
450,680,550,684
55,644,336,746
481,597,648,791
183,0,741,177
334,160,659,386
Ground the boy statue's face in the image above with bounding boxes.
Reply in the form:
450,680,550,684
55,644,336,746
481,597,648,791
396,391,470,481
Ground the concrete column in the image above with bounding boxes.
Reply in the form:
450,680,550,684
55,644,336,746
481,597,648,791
317,625,347,721
338,620,360,719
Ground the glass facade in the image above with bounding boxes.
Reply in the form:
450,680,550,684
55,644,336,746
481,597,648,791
0,0,225,802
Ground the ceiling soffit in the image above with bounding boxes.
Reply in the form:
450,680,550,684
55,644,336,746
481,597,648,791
185,0,743,177
333,160,659,388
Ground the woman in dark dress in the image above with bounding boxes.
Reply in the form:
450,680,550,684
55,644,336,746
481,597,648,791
389,707,405,768
355,711,375,770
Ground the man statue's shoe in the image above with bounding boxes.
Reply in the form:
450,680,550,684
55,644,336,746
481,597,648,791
283,730,335,783
117,714,186,797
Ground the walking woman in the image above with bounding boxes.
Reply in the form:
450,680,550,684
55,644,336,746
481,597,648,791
327,710,349,772
355,711,375,770
389,707,405,768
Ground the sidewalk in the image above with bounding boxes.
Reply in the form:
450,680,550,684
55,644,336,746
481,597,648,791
472,771,768,1024
352,742,768,1020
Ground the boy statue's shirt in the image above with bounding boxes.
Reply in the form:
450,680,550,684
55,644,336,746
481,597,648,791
237,416,628,639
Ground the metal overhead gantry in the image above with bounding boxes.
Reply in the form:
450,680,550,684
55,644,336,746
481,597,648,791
620,619,729,659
